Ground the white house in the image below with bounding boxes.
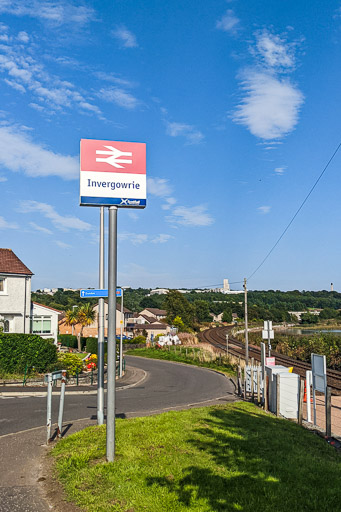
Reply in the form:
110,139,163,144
0,248,33,334
31,302,62,344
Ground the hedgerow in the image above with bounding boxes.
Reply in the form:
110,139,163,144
0,333,58,374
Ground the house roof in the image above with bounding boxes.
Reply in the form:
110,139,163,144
133,323,169,330
142,308,167,316
32,302,63,314
0,249,33,276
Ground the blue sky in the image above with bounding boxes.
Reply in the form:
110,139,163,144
1,0,341,291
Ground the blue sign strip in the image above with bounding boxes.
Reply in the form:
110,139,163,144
80,288,122,298
80,196,146,208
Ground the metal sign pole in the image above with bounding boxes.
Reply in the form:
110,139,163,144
57,370,67,438
244,278,249,365
106,206,118,462
267,320,271,357
97,206,105,425
119,288,124,378
46,373,53,444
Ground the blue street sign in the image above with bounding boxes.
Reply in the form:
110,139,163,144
80,288,122,298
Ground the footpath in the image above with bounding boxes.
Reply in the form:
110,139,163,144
0,365,145,512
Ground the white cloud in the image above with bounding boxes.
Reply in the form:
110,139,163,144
0,216,18,229
17,31,29,43
0,124,78,179
162,197,177,210
166,121,204,145
147,177,173,197
98,87,139,110
216,9,240,34
29,222,52,234
166,205,214,227
94,71,135,88
233,70,304,139
0,175,7,182
0,1,94,26
118,232,148,245
112,26,138,48
152,234,174,244
274,167,286,175
19,201,92,231
3,78,26,92
55,240,71,248
254,30,295,70
258,205,271,214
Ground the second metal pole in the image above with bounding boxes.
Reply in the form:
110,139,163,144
119,288,124,378
244,277,249,365
106,206,118,462
97,206,105,426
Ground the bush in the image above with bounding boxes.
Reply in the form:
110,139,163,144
86,337,98,355
0,333,58,374
132,335,146,344
58,334,77,349
57,353,84,376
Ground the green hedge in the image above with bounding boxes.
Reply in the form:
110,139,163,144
58,334,87,350
0,333,58,374
85,337,109,355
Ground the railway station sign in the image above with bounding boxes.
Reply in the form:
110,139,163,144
80,139,146,208
311,353,327,393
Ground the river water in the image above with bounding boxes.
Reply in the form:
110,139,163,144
282,328,341,336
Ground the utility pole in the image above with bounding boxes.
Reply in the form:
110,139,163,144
244,278,249,365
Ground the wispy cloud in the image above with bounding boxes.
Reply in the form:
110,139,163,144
274,166,286,175
118,232,174,245
216,9,240,34
166,121,204,145
0,1,95,26
55,240,72,248
151,234,174,244
0,175,7,182
112,26,138,48
147,177,173,197
0,124,78,179
258,205,271,214
19,201,92,231
97,87,139,110
232,30,304,140
29,222,53,234
166,205,214,227
233,70,304,140
0,216,18,229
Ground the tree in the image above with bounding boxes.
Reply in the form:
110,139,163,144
64,308,79,338
77,303,96,351
300,312,319,325
194,300,211,323
173,316,185,332
222,309,232,323
164,290,194,329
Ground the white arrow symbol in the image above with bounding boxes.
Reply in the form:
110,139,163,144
96,145,133,169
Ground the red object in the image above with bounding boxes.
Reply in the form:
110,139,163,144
80,139,146,175
266,357,276,366
303,380,313,403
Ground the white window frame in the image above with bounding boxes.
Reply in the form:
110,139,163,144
0,276,7,295
31,315,52,335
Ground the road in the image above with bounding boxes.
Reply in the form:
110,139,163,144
0,356,235,436
0,356,236,512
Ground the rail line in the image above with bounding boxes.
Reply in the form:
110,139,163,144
199,326,341,393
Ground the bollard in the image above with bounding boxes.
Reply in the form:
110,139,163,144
76,369,79,386
46,373,53,443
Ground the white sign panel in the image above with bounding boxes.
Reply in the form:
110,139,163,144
80,139,146,208
262,330,274,339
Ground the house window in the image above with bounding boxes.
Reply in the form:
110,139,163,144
31,316,52,334
0,277,6,294
3,319,9,332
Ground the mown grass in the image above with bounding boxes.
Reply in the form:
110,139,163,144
125,346,236,376
51,402,341,512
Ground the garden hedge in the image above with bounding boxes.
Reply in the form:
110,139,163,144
0,333,58,374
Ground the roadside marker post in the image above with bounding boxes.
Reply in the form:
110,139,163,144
80,138,146,462
45,370,66,443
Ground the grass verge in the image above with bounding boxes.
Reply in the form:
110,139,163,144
125,346,235,376
51,402,341,512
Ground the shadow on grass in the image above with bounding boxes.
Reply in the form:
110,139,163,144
146,406,341,511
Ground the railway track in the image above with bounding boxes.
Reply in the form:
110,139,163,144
199,326,341,393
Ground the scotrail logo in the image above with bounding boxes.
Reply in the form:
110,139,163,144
95,146,133,169
120,199,141,206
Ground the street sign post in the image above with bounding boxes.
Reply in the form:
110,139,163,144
80,138,146,463
80,288,122,298
262,320,274,356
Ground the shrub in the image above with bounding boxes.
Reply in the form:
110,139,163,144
0,333,58,374
57,353,84,376
132,335,146,344
86,337,98,355
58,334,77,349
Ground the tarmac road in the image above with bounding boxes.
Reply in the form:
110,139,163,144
0,356,236,511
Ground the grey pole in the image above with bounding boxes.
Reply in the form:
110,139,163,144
46,373,53,444
57,370,67,438
119,288,124,378
267,320,271,357
106,206,118,462
244,278,249,365
97,206,105,425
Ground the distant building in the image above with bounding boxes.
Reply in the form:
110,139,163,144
150,288,169,295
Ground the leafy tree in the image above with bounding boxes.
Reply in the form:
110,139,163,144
194,300,211,323
173,316,185,332
222,309,232,323
300,313,319,325
77,303,96,351
164,291,194,328
65,308,79,337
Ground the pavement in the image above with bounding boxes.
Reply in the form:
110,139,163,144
0,359,236,511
